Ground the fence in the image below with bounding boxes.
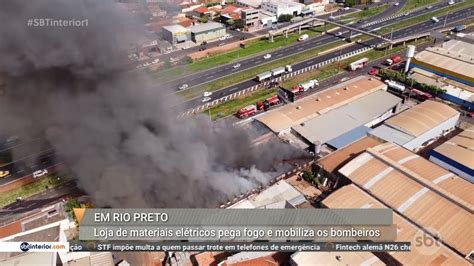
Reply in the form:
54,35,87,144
179,46,373,118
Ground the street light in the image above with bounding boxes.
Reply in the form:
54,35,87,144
443,12,450,28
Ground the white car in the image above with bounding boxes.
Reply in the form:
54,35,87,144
394,2,399,6
263,54,272,59
404,12,410,16
224,34,232,39
33,169,48,178
344,7,350,10
336,31,343,36
0,171,10,178
233,63,241,69
203,91,212,97
202,97,212,102
426,5,433,9
448,0,455,4
178,84,189,90
328,16,336,20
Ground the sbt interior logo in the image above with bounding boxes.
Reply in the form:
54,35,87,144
20,242,30,252
413,227,442,255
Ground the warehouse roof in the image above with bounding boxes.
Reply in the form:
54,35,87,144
322,185,469,265
326,126,371,150
383,100,459,137
413,35,474,81
162,24,188,33
433,126,474,170
292,90,401,144
317,136,383,174
291,250,384,265
190,22,225,33
338,143,474,256
256,76,386,133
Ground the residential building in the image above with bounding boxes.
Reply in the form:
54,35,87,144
241,8,260,28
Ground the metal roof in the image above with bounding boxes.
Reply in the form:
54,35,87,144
326,125,372,150
338,143,474,256
322,185,470,265
433,126,474,170
162,24,188,34
384,100,459,137
257,76,387,133
369,124,414,145
190,22,225,33
292,90,401,144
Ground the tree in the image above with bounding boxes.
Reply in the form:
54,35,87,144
64,198,81,224
278,14,293,23
199,16,208,23
234,19,245,29
226,19,235,26
345,0,357,7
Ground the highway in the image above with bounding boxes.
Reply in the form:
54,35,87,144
160,0,452,92
181,5,472,110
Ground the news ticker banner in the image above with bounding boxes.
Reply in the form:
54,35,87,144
0,241,411,253
76,209,395,242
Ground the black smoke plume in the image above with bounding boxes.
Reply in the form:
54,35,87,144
0,0,304,207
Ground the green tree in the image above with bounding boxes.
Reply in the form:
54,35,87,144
199,16,208,23
234,19,245,29
226,19,235,26
345,0,357,7
278,14,293,22
64,198,81,224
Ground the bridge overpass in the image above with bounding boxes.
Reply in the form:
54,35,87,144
268,17,393,44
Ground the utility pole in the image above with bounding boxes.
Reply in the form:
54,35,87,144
443,12,449,28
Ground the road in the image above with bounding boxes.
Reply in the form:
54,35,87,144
0,181,84,225
181,5,472,110
160,0,450,92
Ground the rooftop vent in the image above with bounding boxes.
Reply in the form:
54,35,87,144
344,87,349,90
316,98,321,101
296,106,301,110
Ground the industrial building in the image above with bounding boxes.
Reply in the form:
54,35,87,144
235,0,262,8
161,24,189,44
369,100,459,151
256,76,401,150
321,184,471,265
291,90,401,149
429,126,474,183
229,180,306,209
261,0,305,17
409,33,474,110
190,22,226,43
338,142,473,258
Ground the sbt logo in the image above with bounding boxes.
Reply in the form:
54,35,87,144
20,242,30,252
413,228,441,255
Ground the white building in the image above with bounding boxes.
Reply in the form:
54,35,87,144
261,0,305,17
369,100,460,151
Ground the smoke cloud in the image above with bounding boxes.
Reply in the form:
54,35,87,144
0,0,304,207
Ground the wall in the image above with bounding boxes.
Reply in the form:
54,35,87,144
191,28,226,43
429,153,474,183
403,114,459,151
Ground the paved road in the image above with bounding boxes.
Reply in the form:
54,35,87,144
181,5,472,110
160,0,450,92
0,181,84,224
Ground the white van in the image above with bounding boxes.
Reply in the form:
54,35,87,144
431,17,439,23
298,34,309,41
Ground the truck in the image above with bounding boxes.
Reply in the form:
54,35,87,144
256,95,280,111
452,24,465,32
256,71,272,82
238,105,257,118
257,65,292,82
348,58,368,71
410,89,432,101
386,55,402,65
384,80,406,93
294,79,319,92
298,34,309,41
238,95,281,118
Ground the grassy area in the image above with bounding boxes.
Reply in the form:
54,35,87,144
381,1,473,34
154,27,327,82
340,4,390,22
177,40,346,100
0,174,73,208
207,88,277,120
399,0,440,13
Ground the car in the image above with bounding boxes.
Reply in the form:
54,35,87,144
263,54,272,59
404,12,410,16
448,0,455,4
203,91,212,97
368,68,379,75
240,36,247,40
343,7,350,10
178,84,189,90
0,170,10,178
426,5,433,9
339,77,350,83
199,46,207,51
224,34,232,39
33,169,48,178
431,17,439,23
16,196,23,203
394,2,399,6
235,28,241,32
328,16,336,20
336,31,343,36
202,97,212,102
233,63,241,69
